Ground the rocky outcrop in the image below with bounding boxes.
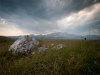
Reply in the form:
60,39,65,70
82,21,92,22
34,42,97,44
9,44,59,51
9,35,39,54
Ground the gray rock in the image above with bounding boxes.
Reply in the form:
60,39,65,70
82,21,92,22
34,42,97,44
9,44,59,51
9,35,39,54
38,45,49,52
31,52,35,55
53,44,66,50
51,44,54,46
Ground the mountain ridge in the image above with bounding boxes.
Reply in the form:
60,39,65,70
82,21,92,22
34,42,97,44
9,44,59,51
6,32,100,39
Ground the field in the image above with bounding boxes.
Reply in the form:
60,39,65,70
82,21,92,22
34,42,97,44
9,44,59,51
0,36,100,75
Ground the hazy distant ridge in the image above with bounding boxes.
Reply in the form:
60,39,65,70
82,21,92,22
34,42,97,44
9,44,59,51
7,32,100,39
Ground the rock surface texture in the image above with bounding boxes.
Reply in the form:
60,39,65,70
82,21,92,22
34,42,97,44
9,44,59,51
53,44,66,50
38,45,49,52
9,35,39,54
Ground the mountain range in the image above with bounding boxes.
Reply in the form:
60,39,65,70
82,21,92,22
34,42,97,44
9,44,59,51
7,32,100,39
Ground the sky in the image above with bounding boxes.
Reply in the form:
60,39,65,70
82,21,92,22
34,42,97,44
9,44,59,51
0,0,100,36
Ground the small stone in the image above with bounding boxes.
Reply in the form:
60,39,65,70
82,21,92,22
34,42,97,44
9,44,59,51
32,52,35,55
38,46,49,52
51,44,54,46
53,44,66,50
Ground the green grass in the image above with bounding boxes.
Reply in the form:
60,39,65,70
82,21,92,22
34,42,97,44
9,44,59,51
0,36,100,75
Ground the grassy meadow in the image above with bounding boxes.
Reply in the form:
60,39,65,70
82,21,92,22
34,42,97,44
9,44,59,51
0,36,100,75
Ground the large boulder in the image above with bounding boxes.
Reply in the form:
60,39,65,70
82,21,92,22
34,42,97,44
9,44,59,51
9,35,39,54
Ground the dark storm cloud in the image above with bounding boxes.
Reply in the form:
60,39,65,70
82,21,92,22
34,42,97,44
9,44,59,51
0,0,44,18
0,0,100,20
0,0,100,35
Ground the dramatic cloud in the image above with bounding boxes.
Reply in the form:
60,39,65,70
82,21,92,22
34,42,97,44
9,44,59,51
0,0,100,36
57,3,100,35
0,19,6,24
